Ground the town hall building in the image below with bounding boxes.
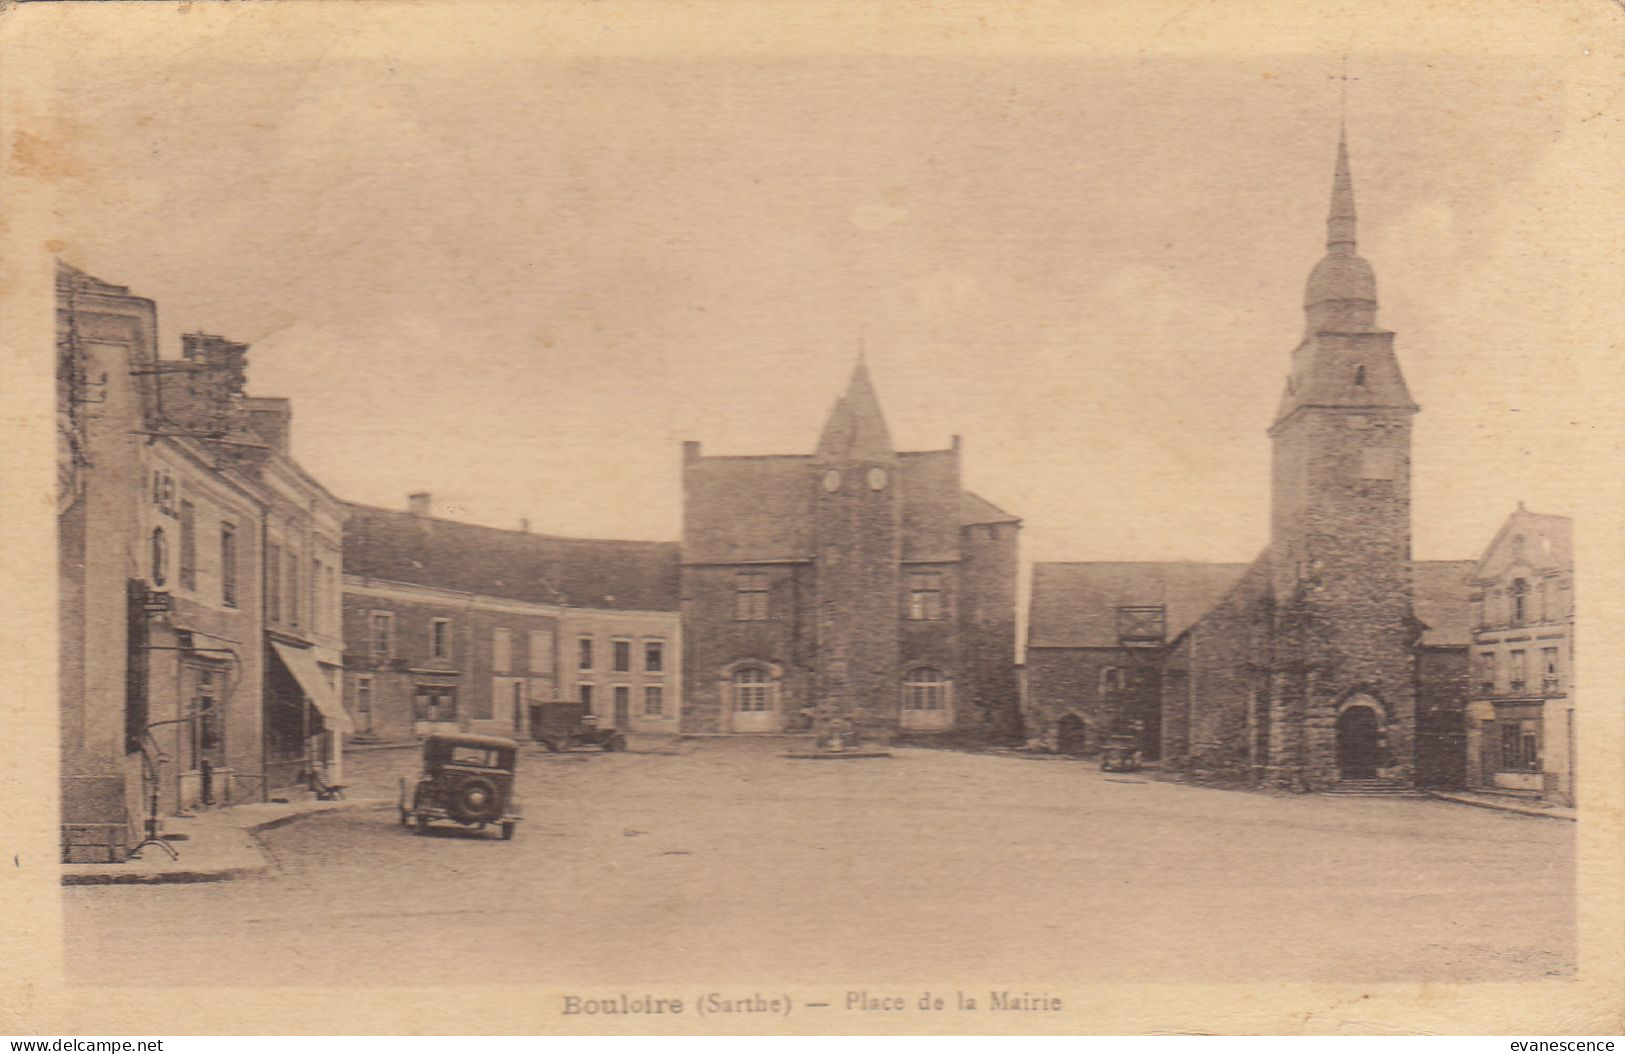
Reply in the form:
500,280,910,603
680,361,1022,742
1025,131,1474,790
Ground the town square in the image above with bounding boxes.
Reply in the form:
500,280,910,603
14,4,1614,1039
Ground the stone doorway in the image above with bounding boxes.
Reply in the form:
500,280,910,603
1336,703,1381,779
1056,713,1088,756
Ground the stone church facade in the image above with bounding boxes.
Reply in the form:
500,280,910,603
680,361,1022,742
1026,132,1474,789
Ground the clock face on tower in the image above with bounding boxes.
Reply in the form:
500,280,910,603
868,467,888,491
821,470,841,493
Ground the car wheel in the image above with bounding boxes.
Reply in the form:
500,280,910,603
446,775,504,824
399,808,410,828
501,823,515,841
414,814,431,835
604,735,625,752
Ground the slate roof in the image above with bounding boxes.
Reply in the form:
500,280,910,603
682,455,815,564
682,448,1012,564
1413,559,1475,648
1027,561,1250,648
1472,508,1573,581
344,503,680,612
961,492,1021,527
1029,556,1476,650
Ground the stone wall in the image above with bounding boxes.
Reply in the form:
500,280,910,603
1179,555,1273,776
680,562,816,732
954,520,1022,740
1415,646,1468,788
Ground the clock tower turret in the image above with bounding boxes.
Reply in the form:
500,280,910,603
812,357,902,741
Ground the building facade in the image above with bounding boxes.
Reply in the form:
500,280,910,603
1465,507,1575,805
1024,133,1474,790
58,266,345,863
1023,562,1246,757
681,361,1022,742
342,498,681,740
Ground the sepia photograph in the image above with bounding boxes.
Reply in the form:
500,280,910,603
3,0,1622,1038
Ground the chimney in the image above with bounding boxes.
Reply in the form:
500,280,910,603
178,332,250,438
408,492,431,516
683,440,702,463
520,518,531,533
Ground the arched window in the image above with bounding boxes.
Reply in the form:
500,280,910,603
1510,578,1529,625
733,666,771,712
903,667,948,711
1353,365,1367,386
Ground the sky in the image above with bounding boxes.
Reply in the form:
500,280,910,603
26,15,1605,569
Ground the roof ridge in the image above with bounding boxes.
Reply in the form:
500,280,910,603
346,502,678,549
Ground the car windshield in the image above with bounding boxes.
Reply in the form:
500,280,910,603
446,747,499,767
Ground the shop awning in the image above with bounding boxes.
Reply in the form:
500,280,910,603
270,641,354,734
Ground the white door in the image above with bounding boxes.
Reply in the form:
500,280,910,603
730,669,779,733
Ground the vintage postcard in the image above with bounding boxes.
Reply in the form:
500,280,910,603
1,0,1622,1037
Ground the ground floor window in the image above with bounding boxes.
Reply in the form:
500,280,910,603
1500,720,1540,772
644,685,664,716
733,667,771,712
355,675,374,734
414,686,458,722
903,667,949,711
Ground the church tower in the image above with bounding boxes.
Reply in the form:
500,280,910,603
1266,129,1420,788
812,358,903,739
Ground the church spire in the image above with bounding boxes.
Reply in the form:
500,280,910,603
1327,125,1357,253
816,355,895,461
1303,127,1377,332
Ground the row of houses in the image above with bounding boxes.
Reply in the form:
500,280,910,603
56,265,689,863
58,266,350,862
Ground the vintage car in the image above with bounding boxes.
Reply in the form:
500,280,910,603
399,733,523,839
528,702,627,753
1099,732,1145,773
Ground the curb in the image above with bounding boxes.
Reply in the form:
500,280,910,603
1423,790,1576,821
61,799,388,886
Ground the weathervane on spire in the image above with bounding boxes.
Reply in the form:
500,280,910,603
1330,54,1359,129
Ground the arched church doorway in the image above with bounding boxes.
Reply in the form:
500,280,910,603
1056,714,1088,756
1335,702,1382,779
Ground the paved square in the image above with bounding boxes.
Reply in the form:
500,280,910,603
64,741,1574,987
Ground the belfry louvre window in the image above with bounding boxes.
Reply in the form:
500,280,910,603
1116,606,1166,646
735,572,769,621
908,572,944,621
733,667,770,712
903,667,948,711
